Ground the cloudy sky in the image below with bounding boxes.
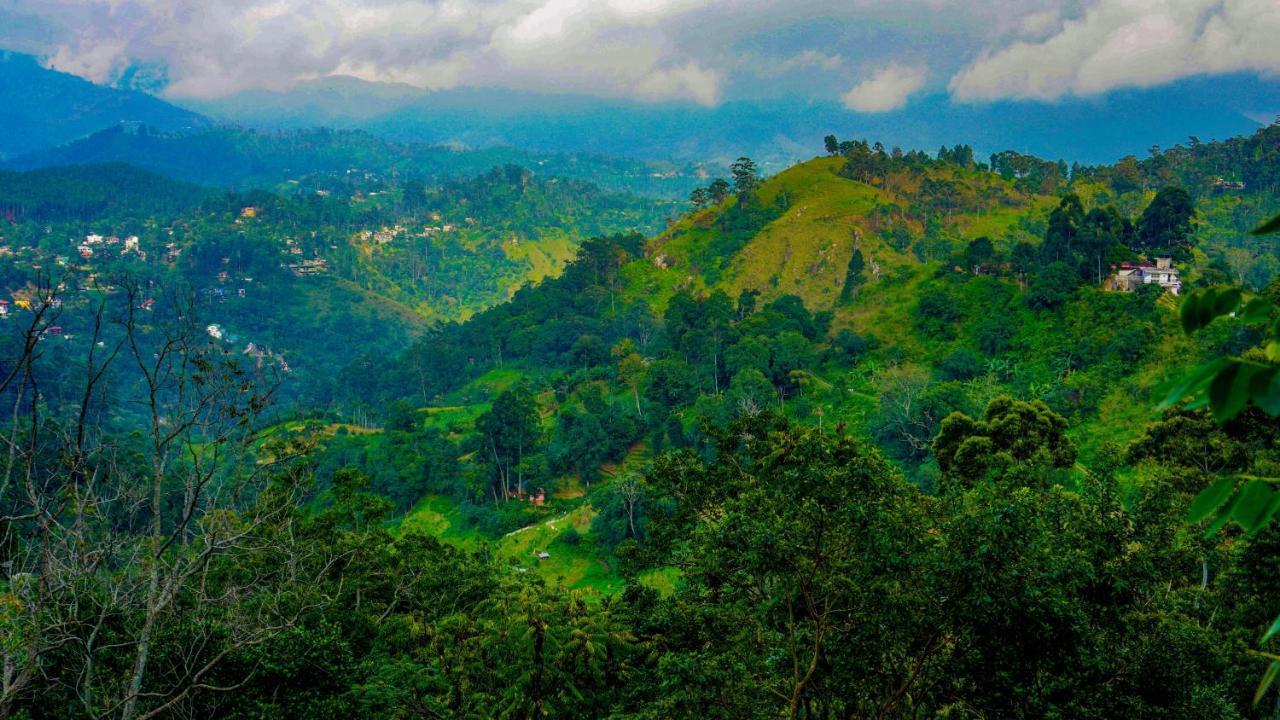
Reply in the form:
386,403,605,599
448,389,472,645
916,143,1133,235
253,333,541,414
1,0,1277,111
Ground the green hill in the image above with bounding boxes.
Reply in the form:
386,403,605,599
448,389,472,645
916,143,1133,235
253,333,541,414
14,126,1280,718
317,128,1280,596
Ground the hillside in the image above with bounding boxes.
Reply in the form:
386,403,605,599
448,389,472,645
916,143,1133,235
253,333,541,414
11,121,1280,716
0,50,208,159
0,159,669,410
305,127,1280,600
4,124,707,197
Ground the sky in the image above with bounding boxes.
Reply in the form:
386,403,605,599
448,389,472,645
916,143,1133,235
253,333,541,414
0,0,1277,113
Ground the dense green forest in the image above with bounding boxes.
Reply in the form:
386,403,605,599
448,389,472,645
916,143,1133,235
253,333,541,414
5,122,1280,718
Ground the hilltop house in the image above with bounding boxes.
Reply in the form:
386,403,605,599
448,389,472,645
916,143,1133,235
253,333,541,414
1104,257,1182,295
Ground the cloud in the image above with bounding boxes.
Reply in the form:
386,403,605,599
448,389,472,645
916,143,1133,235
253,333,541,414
950,0,1280,102
6,1,1277,106
743,49,844,79
22,0,728,104
842,62,927,112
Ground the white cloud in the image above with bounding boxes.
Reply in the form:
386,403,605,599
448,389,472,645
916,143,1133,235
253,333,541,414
950,0,1280,102
29,0,728,103
842,62,927,112
9,1,1278,106
1016,8,1060,38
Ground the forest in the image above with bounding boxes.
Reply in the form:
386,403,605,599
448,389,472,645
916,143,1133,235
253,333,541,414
4,120,1280,718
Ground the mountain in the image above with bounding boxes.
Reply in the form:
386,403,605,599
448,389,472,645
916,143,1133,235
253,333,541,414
4,124,706,198
342,124,1280,568
0,163,211,222
0,50,208,160
185,73,1275,167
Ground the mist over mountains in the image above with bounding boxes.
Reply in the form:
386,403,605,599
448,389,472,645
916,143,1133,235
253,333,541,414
184,72,1274,167
2,48,1272,174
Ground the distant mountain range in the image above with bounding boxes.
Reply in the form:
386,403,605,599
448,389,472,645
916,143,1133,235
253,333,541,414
0,51,208,160
1,45,1274,183
184,73,1276,168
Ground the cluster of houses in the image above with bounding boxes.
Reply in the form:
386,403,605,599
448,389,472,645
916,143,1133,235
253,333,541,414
1103,256,1182,295
358,225,407,245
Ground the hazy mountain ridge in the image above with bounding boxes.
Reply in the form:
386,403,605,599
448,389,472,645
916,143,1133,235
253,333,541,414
3,124,707,198
185,72,1275,167
0,50,208,159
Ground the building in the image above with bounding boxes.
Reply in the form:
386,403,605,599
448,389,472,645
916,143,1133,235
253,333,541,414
1104,257,1182,295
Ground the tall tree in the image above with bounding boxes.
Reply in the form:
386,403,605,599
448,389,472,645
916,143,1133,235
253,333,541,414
475,382,541,501
730,157,759,198
1137,186,1196,259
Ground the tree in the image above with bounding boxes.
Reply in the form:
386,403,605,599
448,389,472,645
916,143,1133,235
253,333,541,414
840,246,865,301
616,347,647,418
688,186,709,209
1137,186,1196,259
640,415,939,718
823,135,839,156
1040,193,1084,263
932,397,1077,488
475,382,541,501
0,284,327,720
707,178,731,205
1010,241,1038,286
1026,260,1078,311
1154,212,1280,697
725,368,774,416
730,157,759,198
964,236,995,271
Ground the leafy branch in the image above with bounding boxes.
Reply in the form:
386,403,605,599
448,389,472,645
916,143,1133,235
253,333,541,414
1164,212,1280,700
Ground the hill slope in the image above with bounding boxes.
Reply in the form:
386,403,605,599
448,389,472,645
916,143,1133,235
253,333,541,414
0,51,208,159
5,125,705,197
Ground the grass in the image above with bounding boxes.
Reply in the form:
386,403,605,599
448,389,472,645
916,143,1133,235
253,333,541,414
399,494,485,546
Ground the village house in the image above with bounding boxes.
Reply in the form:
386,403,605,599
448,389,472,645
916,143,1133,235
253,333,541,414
1104,257,1182,295
1213,177,1246,192
285,258,330,276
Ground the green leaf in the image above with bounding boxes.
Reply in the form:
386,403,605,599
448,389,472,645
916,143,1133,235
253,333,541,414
1241,297,1275,325
1214,287,1244,318
1256,661,1280,706
1251,367,1280,416
1209,361,1261,423
1261,614,1280,645
1204,507,1234,537
1158,358,1231,410
1188,477,1236,523
1230,479,1277,533
1253,214,1280,236
1181,287,1242,334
